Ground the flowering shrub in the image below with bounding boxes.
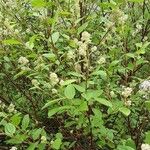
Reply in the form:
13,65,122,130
0,0,150,149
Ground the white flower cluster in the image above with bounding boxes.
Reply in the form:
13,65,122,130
8,103,16,113
141,144,150,150
18,56,29,65
10,147,17,150
41,136,47,143
97,56,106,65
59,79,64,86
77,31,91,57
110,91,116,98
78,42,87,56
81,31,91,44
67,50,75,60
124,100,132,106
0,100,6,109
52,88,58,94
49,73,59,86
91,46,97,52
139,80,150,92
75,63,81,73
4,0,17,8
18,56,30,71
122,87,133,98
31,79,39,87
4,18,13,30
132,23,142,37
74,0,80,18
110,9,128,25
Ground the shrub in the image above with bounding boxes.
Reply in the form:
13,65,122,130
0,0,150,149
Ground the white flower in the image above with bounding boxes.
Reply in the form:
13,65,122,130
41,136,47,143
31,79,39,87
91,46,97,52
110,9,128,25
119,14,128,24
67,51,75,59
18,56,29,65
136,24,142,30
74,38,79,45
78,42,87,56
124,100,132,106
74,0,80,18
97,56,106,65
143,36,148,41
77,41,83,46
110,91,116,98
1,104,6,109
105,21,114,29
122,87,133,98
10,147,17,150
50,73,59,86
139,80,150,92
20,66,30,71
8,103,15,113
74,63,81,73
26,28,31,33
81,31,91,43
59,79,64,86
141,144,150,150
52,88,58,94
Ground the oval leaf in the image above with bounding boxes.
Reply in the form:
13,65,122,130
119,107,131,116
64,84,76,99
5,123,16,136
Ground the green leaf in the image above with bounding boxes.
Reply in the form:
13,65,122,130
145,101,150,111
77,22,88,35
117,145,134,150
5,123,16,136
10,114,21,126
32,129,42,140
94,98,112,107
91,70,107,80
52,138,62,150
61,79,76,86
14,70,28,80
52,32,60,43
2,39,21,45
31,0,46,7
126,138,136,149
48,106,73,118
126,53,135,59
145,131,150,144
82,90,102,100
78,101,88,112
64,84,76,99
119,107,131,116
42,99,61,110
6,134,28,144
109,60,120,67
48,108,60,118
128,0,144,2
73,84,85,92
27,142,38,150
21,114,30,130
42,53,56,61
67,72,83,77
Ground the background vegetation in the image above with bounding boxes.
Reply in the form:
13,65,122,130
0,0,150,149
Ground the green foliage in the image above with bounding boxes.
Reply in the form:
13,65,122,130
0,0,150,149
